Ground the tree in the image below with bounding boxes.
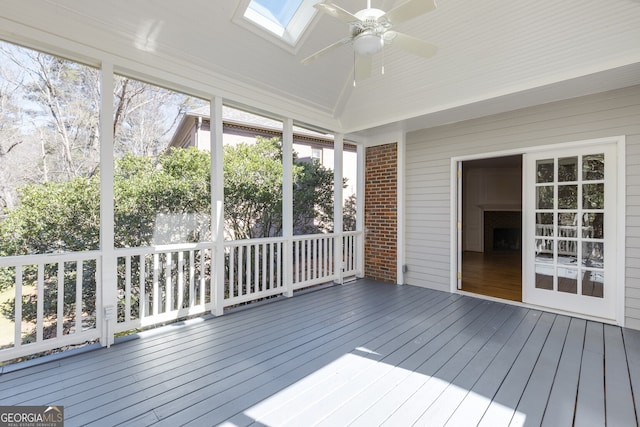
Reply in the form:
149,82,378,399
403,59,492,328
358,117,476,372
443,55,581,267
0,40,205,207
223,136,336,240
343,193,357,232
113,76,206,158
114,148,211,248
293,156,335,234
0,43,101,181
0,80,29,213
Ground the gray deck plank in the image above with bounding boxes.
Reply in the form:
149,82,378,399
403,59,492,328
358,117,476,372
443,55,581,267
0,279,637,426
159,294,482,426
508,315,571,427
76,283,445,425
278,301,506,426
322,299,490,426
574,321,605,427
225,292,471,426
376,304,517,426
540,317,586,427
442,310,542,427
317,307,529,426
476,312,556,427
411,307,530,427
603,324,637,427
624,327,640,424
71,282,430,425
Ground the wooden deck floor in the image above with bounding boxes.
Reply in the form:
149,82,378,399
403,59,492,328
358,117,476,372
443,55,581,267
1,279,639,426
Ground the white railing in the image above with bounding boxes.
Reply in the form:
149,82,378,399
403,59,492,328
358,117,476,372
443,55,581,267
0,251,101,362
535,224,580,256
292,234,335,290
343,231,361,278
114,243,213,334
0,231,363,362
536,224,584,238
225,238,285,306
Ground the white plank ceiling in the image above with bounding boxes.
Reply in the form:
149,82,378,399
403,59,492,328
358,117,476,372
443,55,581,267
1,0,639,137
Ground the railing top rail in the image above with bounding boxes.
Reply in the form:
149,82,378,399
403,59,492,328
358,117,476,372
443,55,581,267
114,242,213,256
0,250,101,267
223,231,362,247
0,231,365,267
290,230,361,240
224,236,287,246
291,233,336,242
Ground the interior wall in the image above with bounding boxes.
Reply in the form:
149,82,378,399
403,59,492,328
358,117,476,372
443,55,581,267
404,85,640,329
463,166,521,252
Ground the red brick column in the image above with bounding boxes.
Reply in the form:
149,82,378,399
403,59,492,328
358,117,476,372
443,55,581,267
364,143,398,283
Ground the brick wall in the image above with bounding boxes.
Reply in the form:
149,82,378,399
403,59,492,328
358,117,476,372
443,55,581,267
364,143,398,283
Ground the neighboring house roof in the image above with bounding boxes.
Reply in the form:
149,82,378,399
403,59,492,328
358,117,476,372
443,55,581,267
169,105,356,151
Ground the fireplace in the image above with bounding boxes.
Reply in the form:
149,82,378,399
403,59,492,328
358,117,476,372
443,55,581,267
484,211,521,252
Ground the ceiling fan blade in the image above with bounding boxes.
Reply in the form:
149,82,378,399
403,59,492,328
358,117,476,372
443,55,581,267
355,54,372,82
382,0,436,26
386,31,437,58
315,2,360,24
301,37,352,64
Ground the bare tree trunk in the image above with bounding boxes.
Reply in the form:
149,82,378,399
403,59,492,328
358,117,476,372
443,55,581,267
34,54,75,178
40,130,48,182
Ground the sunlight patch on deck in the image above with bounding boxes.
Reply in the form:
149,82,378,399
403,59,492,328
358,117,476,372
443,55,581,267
226,352,526,426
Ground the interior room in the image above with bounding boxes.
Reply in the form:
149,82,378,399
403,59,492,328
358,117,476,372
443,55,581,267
461,155,523,302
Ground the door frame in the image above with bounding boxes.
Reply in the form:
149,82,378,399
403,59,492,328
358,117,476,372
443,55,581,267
450,136,626,325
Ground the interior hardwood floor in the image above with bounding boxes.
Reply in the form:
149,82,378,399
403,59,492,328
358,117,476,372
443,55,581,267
462,251,522,302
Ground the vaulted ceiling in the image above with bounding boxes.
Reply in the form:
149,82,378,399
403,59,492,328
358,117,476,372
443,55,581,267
1,0,640,140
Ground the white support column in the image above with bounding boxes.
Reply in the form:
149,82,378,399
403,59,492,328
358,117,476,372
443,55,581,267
356,144,365,278
99,61,116,347
334,133,344,284
397,134,406,285
283,118,294,297
212,97,225,316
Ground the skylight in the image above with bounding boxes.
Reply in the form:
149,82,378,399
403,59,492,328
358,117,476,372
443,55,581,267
243,0,319,47
249,0,303,28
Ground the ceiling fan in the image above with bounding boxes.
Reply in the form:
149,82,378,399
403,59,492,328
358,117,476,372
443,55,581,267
302,0,438,81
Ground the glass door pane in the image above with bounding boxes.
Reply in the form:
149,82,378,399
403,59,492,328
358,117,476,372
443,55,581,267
533,153,605,297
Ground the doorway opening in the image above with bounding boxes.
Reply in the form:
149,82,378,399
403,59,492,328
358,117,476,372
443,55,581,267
460,155,523,301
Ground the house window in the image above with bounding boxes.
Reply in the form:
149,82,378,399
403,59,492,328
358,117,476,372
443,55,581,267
311,147,322,162
242,0,320,46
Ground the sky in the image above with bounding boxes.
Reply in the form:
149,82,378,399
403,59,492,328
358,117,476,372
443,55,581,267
250,0,304,26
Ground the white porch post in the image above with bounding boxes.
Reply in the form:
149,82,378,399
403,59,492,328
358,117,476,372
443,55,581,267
99,61,116,347
212,97,225,316
397,134,406,285
283,118,294,297
356,144,365,278
334,133,344,284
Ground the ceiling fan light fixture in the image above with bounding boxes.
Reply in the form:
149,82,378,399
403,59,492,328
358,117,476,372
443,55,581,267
353,31,383,56
303,0,438,76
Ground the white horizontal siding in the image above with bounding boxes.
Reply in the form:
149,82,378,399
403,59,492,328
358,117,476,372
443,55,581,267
405,85,640,327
